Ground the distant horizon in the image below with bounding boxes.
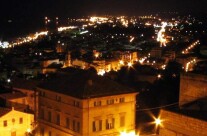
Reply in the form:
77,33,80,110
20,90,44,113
0,9,207,40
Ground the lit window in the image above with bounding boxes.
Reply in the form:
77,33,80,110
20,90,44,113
3,120,7,127
19,118,23,124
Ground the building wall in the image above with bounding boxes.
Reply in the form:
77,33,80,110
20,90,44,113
13,88,36,111
179,73,207,106
82,93,137,136
159,110,207,136
0,109,34,136
37,88,137,136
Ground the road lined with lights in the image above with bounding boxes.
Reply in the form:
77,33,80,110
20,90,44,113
182,40,200,54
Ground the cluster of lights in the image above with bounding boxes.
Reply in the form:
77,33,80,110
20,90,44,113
182,40,200,54
89,16,109,24
139,57,147,64
119,60,133,68
97,69,106,76
120,131,139,136
139,15,156,19
11,31,48,47
185,59,196,72
118,16,129,27
57,26,77,32
161,64,166,70
94,52,100,58
120,117,162,136
157,22,168,47
0,41,9,48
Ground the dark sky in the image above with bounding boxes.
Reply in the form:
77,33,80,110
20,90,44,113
1,0,207,19
1,0,207,39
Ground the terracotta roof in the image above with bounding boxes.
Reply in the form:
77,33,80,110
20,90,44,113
38,70,136,99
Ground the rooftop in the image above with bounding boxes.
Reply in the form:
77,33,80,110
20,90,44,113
12,77,41,91
0,91,27,100
38,69,136,99
164,97,207,122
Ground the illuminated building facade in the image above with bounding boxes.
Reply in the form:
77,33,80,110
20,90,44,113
37,70,138,136
0,107,34,136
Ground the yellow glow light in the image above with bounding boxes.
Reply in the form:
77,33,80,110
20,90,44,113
94,53,99,58
120,131,138,136
97,69,105,76
155,118,162,126
119,60,124,65
128,62,132,67
157,22,167,47
27,128,31,133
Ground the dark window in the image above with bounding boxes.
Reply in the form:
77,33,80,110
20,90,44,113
106,118,115,130
40,109,44,119
56,95,61,102
3,120,7,127
93,120,102,131
40,128,44,136
120,98,125,103
72,120,76,131
74,101,80,107
77,122,80,132
11,131,16,136
107,99,114,105
19,118,23,124
66,118,70,129
48,111,51,122
12,118,15,124
94,101,101,107
48,131,52,136
56,114,60,125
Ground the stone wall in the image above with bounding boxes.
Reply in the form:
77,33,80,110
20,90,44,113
179,73,207,106
159,110,207,136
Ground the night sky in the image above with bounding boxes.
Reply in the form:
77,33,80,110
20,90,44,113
1,0,207,39
1,0,207,19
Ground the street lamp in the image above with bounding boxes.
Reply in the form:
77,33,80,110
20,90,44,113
154,118,162,134
155,118,161,126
